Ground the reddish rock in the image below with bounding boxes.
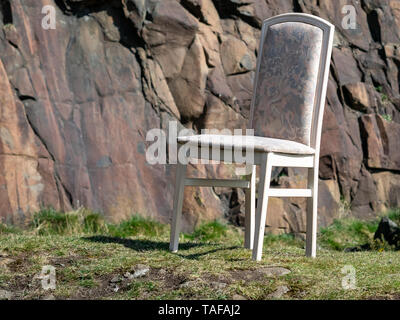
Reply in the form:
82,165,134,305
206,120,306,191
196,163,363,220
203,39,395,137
343,82,379,113
1,0,400,234
202,94,245,130
142,0,199,79
373,171,400,213
351,167,379,219
206,66,234,105
168,34,208,119
220,35,256,75
360,114,400,171
332,47,362,86
301,0,372,51
226,71,255,117
0,58,64,224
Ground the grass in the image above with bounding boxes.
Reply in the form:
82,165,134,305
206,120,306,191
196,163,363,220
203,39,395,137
31,207,108,236
376,85,389,103
0,208,400,300
319,209,400,251
381,114,393,122
107,215,166,238
2,23,15,31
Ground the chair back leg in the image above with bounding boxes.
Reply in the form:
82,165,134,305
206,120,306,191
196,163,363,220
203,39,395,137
244,165,256,249
169,163,187,252
305,166,318,257
252,153,273,261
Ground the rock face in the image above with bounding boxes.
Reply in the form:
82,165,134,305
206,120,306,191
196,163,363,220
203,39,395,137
0,0,400,234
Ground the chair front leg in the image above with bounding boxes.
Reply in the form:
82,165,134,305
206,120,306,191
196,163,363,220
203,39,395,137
244,165,256,249
170,162,187,252
252,153,273,261
306,166,318,257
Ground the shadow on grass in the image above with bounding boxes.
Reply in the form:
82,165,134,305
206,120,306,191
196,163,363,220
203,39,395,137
179,245,241,260
82,235,240,260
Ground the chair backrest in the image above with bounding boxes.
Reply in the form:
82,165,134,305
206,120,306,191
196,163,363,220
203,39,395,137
249,13,334,150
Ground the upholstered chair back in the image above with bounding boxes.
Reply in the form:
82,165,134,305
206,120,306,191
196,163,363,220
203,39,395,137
250,15,333,148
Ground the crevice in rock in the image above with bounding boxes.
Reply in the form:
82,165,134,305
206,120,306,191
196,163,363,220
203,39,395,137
358,116,370,166
0,0,12,25
59,179,74,207
18,95,36,102
54,0,116,16
179,0,203,22
211,0,260,30
368,167,400,175
22,101,74,208
53,0,70,14
226,69,251,77
236,13,261,30
192,101,208,131
15,88,36,102
292,0,303,13
107,6,146,49
366,10,381,43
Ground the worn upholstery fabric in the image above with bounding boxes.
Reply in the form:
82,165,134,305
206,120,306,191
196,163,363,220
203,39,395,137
252,22,323,146
177,134,315,155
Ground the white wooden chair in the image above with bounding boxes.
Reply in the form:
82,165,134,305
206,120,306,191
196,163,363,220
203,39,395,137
169,13,334,261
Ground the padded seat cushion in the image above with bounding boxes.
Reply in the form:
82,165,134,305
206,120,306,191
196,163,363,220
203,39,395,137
177,134,315,155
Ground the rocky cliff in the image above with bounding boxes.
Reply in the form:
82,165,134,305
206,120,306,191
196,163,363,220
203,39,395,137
0,0,400,234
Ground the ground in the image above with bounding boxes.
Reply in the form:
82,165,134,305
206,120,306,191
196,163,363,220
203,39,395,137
0,209,400,300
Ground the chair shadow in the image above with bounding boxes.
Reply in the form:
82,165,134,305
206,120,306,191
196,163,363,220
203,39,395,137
82,235,240,260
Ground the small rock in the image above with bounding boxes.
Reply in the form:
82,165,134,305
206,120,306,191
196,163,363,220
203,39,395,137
0,289,12,300
260,267,291,277
42,294,55,300
132,264,150,278
124,272,133,280
267,285,290,299
0,257,14,269
110,275,121,283
210,282,227,290
112,285,119,293
0,251,9,257
232,294,246,300
158,269,167,276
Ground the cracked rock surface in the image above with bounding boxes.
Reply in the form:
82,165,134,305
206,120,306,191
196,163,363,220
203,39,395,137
1,0,400,233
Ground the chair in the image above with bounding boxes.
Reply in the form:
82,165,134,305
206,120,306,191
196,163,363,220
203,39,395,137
169,13,334,261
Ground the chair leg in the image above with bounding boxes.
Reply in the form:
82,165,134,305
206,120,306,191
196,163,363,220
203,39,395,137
306,167,318,258
244,165,256,249
169,162,187,252
252,153,272,261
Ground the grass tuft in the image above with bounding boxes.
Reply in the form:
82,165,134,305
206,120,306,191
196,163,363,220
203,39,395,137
107,215,166,238
184,220,228,242
32,207,108,235
387,208,400,225
319,208,400,251
0,222,20,235
319,218,377,250
264,233,303,248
